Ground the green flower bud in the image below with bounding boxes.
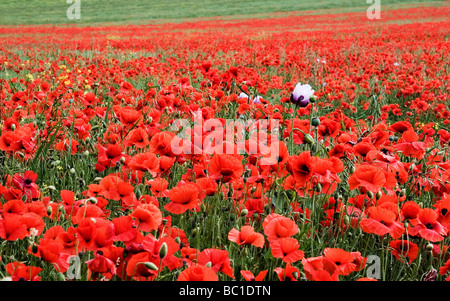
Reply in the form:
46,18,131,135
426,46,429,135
56,272,66,281
304,133,314,145
241,209,249,217
143,262,159,271
159,242,168,259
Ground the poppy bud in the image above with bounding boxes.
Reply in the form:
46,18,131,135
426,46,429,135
366,191,374,199
314,183,322,192
343,215,350,225
83,150,90,156
426,243,434,251
47,185,56,191
241,209,248,217
376,191,382,200
159,242,168,259
11,123,16,131
56,272,66,281
143,262,158,271
200,203,206,212
253,212,259,219
400,189,406,197
88,197,98,204
174,237,181,244
120,157,126,164
94,177,102,182
46,205,53,216
304,134,314,145
192,228,198,237
69,168,76,174
205,262,212,268
292,271,299,279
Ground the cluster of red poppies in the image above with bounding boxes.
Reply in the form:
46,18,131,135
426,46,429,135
0,5,449,281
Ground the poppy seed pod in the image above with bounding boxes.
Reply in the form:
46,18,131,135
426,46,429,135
311,118,320,127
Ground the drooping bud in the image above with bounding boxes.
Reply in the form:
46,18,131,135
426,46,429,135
143,262,159,271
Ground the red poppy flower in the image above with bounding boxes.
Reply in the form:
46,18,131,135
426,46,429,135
86,250,117,280
323,248,357,276
208,153,243,183
228,225,265,248
348,164,395,193
5,262,42,281
389,240,419,264
178,264,218,281
302,256,340,281
149,131,176,157
286,151,312,185
130,203,162,232
12,171,40,200
408,208,447,242
270,237,305,263
360,206,405,239
263,213,299,243
274,263,300,281
394,128,427,159
240,269,268,281
197,248,234,279
165,183,200,214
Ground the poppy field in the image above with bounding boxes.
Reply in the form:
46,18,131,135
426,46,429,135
0,2,449,282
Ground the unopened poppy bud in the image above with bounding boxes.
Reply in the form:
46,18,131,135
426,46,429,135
343,215,350,225
143,262,158,271
366,191,374,199
83,150,90,156
314,183,322,192
400,189,406,197
46,205,53,216
304,133,314,145
56,272,66,281
292,271,299,279
94,177,102,182
241,208,248,217
253,212,259,219
205,262,212,268
85,136,91,143
192,228,198,237
159,242,168,259
47,185,56,191
174,237,181,244
309,95,318,103
69,168,76,174
120,157,126,164
426,243,434,252
88,197,98,204
376,191,382,200
11,123,16,131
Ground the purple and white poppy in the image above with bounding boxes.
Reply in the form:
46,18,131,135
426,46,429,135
290,82,315,107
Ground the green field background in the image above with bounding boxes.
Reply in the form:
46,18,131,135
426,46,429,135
0,0,447,25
